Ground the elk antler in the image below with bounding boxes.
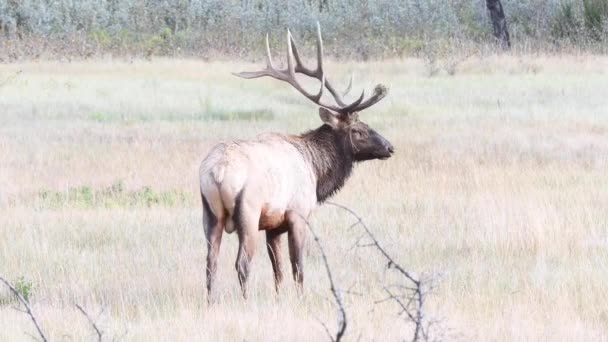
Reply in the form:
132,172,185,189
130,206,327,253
233,23,388,116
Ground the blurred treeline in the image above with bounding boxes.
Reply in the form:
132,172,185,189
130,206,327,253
0,0,607,60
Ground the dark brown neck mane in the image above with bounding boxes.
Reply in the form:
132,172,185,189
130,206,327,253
295,124,354,203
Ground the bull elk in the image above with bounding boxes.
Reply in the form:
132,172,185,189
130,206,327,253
199,24,393,299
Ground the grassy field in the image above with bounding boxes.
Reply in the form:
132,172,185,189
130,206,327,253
1,55,608,341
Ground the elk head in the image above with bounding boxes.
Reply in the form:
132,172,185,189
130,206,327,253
234,23,394,162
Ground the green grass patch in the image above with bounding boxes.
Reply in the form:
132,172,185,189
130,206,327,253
37,180,191,209
87,111,113,122
204,108,274,121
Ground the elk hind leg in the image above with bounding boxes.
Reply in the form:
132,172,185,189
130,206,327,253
233,192,259,299
202,192,224,303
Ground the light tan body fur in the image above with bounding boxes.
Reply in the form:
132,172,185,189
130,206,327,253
200,133,317,234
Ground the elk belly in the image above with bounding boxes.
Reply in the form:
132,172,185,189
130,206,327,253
258,205,285,230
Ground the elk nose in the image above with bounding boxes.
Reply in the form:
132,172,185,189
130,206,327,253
387,143,394,154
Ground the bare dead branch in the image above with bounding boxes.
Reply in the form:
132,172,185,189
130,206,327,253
347,234,367,253
24,331,42,342
325,202,442,342
326,202,419,284
383,287,418,323
75,303,104,342
316,317,335,342
0,275,48,342
298,214,347,342
342,283,364,297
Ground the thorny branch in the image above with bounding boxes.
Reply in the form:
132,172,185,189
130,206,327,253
0,275,48,342
299,214,347,342
74,303,128,342
326,201,440,342
74,303,104,342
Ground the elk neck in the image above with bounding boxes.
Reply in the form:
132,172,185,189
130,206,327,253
295,124,354,203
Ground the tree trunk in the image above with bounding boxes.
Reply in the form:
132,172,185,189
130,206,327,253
486,0,511,49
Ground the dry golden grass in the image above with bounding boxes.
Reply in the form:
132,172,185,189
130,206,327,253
1,55,608,341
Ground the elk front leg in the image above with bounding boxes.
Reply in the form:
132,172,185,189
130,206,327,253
286,212,307,292
266,226,288,292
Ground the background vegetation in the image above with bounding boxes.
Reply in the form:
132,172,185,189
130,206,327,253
1,0,608,341
1,56,607,340
1,0,608,60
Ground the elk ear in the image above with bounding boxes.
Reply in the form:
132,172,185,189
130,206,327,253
319,107,341,128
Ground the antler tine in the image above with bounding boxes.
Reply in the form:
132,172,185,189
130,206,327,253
265,33,273,69
315,22,323,75
286,29,295,77
316,74,326,102
351,84,389,112
343,75,353,97
233,33,278,79
340,89,365,113
289,35,309,73
289,25,350,107
314,22,365,108
286,29,326,103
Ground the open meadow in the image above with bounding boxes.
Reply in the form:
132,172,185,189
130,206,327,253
1,55,608,340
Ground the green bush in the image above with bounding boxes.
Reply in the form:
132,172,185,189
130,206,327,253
551,2,581,41
0,276,34,306
14,277,33,302
583,0,608,40
1,0,607,58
